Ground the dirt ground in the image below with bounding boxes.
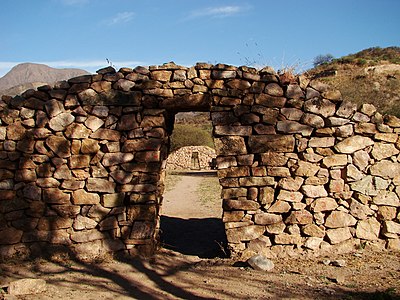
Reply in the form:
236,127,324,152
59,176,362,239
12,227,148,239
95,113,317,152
1,171,400,300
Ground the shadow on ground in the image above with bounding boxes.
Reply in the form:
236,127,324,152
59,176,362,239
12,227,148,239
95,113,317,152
160,216,228,258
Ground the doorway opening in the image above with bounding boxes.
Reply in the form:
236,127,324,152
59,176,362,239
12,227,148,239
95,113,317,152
159,112,227,258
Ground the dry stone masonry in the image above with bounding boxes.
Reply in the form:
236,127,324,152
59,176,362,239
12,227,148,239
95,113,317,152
166,146,216,170
0,62,399,260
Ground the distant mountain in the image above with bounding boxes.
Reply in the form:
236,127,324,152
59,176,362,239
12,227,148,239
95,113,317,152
0,63,90,96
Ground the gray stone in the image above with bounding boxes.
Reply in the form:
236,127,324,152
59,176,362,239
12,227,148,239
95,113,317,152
247,254,275,271
350,176,376,195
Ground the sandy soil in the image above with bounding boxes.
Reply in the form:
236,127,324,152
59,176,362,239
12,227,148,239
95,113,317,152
1,171,400,300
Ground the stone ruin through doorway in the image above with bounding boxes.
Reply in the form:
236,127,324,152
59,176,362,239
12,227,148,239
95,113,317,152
0,62,399,260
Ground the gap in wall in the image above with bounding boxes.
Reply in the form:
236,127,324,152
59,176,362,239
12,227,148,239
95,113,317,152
159,112,227,258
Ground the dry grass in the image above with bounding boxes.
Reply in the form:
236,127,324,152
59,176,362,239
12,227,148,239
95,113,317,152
196,175,221,207
164,171,183,192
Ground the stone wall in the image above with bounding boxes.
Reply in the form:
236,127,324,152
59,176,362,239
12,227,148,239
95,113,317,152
0,62,399,260
166,146,216,170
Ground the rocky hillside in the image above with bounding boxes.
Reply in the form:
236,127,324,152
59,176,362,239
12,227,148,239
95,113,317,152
306,47,400,116
0,63,90,96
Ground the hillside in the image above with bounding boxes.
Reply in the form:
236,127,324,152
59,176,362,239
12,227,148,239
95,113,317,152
306,47,400,116
0,63,90,96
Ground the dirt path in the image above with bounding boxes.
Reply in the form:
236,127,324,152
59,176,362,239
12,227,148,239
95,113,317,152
1,172,400,299
160,171,226,258
161,171,222,219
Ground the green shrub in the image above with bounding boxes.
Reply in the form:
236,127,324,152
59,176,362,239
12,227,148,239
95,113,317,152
170,124,214,152
356,58,368,66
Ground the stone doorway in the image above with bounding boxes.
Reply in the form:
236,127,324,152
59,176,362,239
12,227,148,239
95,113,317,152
159,112,227,258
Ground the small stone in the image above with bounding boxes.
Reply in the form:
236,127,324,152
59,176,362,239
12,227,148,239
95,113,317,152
322,259,331,266
247,254,275,271
331,259,346,267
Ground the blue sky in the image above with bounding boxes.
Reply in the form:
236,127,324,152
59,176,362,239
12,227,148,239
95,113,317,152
0,0,399,77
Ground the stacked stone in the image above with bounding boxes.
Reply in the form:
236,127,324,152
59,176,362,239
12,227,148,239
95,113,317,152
0,66,174,259
166,146,216,170
0,61,399,260
207,65,400,255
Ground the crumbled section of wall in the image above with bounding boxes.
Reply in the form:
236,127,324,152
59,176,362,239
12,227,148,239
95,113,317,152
166,146,216,170
0,62,399,260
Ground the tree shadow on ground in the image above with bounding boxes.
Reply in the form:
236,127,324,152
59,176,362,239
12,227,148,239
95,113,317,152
1,249,399,300
160,216,228,258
